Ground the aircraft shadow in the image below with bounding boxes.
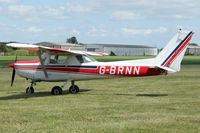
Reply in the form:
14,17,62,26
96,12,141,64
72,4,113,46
0,89,91,100
115,93,136,96
115,93,168,97
136,94,168,97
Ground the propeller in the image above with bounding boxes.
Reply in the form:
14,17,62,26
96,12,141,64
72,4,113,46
11,55,17,87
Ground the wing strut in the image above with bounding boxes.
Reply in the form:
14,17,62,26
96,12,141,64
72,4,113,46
37,49,48,78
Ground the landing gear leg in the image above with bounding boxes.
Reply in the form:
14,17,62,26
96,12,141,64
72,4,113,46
69,81,79,94
26,81,35,94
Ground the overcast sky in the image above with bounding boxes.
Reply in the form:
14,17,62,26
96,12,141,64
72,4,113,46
0,0,199,48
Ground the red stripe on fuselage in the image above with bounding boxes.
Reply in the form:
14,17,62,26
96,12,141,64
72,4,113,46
15,65,162,77
15,66,97,74
16,60,40,64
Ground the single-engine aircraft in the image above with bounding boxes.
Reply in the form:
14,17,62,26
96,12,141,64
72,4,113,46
7,29,194,95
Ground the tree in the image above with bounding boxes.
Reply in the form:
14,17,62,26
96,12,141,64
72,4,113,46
0,43,7,52
0,42,13,52
66,36,78,44
189,43,199,46
109,51,116,56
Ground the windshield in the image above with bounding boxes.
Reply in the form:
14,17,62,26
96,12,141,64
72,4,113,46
82,54,97,62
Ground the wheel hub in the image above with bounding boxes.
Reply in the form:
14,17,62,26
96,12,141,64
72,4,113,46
54,89,59,95
27,88,31,93
71,88,76,93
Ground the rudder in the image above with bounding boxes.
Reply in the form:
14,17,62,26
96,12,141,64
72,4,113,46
156,30,194,72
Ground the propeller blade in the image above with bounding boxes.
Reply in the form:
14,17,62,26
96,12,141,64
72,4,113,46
11,68,15,87
11,54,17,87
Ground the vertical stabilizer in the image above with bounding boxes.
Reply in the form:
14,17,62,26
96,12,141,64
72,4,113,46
156,30,194,72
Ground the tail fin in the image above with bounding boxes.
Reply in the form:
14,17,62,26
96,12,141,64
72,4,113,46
156,30,194,72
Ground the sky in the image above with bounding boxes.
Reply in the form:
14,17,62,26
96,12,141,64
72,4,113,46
0,0,199,48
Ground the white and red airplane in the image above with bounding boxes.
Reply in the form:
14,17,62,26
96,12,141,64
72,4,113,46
7,29,194,95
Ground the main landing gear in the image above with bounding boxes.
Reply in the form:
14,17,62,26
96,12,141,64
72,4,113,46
26,80,79,95
51,81,79,95
51,86,63,95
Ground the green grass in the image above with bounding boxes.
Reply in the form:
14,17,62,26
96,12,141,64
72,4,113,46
0,56,200,133
0,56,38,68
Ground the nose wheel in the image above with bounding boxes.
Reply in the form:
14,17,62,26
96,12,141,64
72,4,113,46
26,82,35,94
26,86,34,94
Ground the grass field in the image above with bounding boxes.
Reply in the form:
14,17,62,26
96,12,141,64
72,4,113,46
0,56,200,133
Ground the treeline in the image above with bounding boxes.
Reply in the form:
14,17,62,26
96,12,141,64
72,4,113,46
0,42,15,52
0,41,199,56
189,43,199,46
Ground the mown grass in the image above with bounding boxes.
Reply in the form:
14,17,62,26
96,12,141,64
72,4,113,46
0,56,200,133
0,56,38,68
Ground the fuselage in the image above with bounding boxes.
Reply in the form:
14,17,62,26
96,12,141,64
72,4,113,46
10,59,164,82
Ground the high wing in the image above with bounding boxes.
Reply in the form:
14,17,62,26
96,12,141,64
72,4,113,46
6,43,108,56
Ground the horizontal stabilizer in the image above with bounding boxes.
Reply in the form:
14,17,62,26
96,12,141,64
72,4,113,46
155,66,177,73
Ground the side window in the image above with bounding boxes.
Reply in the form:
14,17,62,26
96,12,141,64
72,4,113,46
41,52,50,65
76,55,84,63
49,55,68,64
50,55,58,64
42,52,49,62
57,56,67,64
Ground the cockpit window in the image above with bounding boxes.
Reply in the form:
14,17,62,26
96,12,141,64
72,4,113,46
50,55,68,64
75,54,96,63
83,54,97,62
41,52,49,62
76,55,84,63
41,52,96,65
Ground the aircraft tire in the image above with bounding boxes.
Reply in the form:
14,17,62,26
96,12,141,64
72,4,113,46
26,87,34,94
69,85,79,94
51,86,63,95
